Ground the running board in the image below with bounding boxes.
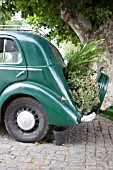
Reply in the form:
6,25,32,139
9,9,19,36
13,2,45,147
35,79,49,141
81,112,96,123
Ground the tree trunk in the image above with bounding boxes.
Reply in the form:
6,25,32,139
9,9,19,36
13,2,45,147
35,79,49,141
61,7,113,109
61,8,92,43
90,17,113,110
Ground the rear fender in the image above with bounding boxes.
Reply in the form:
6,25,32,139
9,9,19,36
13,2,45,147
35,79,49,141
93,67,109,113
0,81,81,125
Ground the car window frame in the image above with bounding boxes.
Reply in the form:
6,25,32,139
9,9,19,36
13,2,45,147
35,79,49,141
0,35,26,66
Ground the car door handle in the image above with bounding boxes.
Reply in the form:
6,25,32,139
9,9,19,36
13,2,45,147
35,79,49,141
16,71,26,78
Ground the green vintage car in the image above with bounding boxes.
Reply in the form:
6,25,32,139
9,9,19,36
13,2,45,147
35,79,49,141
0,31,109,142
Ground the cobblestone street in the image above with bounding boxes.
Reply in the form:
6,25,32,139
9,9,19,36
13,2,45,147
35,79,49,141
0,115,113,170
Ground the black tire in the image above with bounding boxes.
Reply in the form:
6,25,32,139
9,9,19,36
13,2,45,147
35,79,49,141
4,97,49,143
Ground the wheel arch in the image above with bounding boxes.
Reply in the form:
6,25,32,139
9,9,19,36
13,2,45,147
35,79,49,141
0,81,81,126
1,93,36,121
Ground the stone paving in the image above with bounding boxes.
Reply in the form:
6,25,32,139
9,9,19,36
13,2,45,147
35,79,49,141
0,115,113,170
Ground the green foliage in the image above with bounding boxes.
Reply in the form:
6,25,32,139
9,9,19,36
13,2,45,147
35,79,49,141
64,39,106,77
68,72,100,115
0,0,78,45
6,19,22,25
1,0,113,44
95,7,112,27
77,1,113,30
99,106,113,121
0,1,16,24
4,19,23,28
64,39,106,115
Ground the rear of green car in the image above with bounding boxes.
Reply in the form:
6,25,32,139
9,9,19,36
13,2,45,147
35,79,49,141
0,31,109,142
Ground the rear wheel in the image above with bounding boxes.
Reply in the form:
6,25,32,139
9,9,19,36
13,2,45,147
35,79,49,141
4,97,49,142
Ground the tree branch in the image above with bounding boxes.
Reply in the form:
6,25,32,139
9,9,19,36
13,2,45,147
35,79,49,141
61,3,92,43
76,12,92,31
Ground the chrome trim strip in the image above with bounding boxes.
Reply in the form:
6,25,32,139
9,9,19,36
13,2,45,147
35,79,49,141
16,71,26,78
0,67,42,71
27,68,42,71
0,67,26,70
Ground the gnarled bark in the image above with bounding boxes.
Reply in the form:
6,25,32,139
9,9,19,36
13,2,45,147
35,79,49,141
61,1,113,109
61,3,92,43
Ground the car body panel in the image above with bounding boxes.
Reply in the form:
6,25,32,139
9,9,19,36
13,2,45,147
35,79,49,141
93,68,109,113
0,31,109,126
0,81,81,125
0,34,27,93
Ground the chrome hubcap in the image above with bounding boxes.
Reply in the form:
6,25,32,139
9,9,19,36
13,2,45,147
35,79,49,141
17,111,35,131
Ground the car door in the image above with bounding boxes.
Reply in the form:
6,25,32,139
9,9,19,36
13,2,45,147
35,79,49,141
0,35,27,94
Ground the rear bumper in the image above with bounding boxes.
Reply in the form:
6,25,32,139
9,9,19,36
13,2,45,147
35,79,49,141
81,112,96,122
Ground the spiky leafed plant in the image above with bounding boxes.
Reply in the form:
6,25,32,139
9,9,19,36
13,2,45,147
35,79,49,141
64,39,107,115
64,39,107,77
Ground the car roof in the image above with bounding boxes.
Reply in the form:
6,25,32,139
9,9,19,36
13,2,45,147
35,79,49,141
0,31,52,66
0,31,48,44
0,31,64,67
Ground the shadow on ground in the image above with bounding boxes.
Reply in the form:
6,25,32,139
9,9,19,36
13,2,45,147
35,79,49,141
0,116,112,146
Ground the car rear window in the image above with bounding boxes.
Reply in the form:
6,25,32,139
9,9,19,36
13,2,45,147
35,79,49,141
50,43,66,67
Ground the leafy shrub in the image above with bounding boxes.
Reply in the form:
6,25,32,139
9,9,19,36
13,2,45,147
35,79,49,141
68,71,100,115
63,39,106,115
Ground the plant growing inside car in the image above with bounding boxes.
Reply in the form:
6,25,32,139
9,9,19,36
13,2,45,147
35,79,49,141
68,71,100,115
64,39,106,78
64,39,107,115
